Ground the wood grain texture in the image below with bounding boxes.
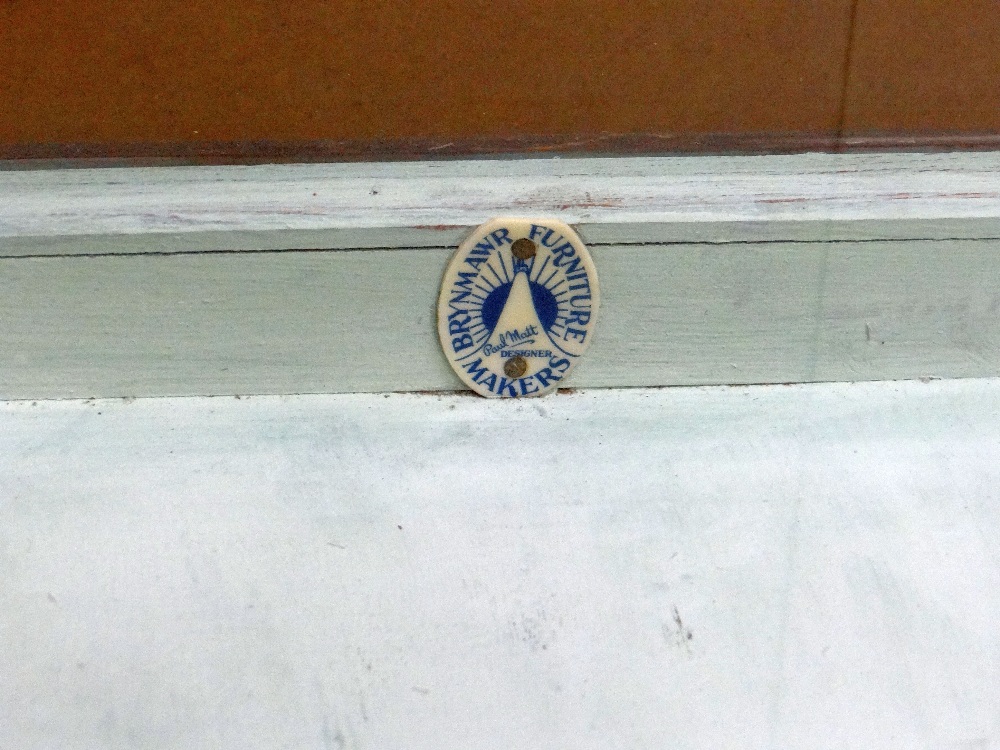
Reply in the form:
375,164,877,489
0,1,852,147
4,152,1000,399
6,153,1000,257
2,240,999,399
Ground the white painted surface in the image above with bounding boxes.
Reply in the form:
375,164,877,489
3,380,1000,749
5,152,1000,255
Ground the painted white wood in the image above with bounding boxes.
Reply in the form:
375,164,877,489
5,152,1000,256
3,152,1000,398
3,379,1000,749
2,239,999,399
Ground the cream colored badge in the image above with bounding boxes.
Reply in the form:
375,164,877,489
438,218,600,398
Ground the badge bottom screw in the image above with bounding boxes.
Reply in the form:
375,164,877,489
504,356,528,378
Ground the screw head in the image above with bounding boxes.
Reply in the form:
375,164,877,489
511,238,536,260
504,356,528,378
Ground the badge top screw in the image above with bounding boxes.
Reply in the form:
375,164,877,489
511,238,536,260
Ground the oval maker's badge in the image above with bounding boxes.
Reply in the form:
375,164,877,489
438,218,600,398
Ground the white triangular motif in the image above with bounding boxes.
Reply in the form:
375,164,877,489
480,259,561,382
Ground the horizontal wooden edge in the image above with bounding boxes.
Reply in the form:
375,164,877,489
3,149,1000,398
3,239,999,399
5,130,1000,169
7,151,1000,256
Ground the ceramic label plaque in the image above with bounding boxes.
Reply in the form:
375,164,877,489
438,218,600,398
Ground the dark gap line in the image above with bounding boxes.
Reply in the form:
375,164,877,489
0,246,455,260
4,235,1000,261
591,236,1000,247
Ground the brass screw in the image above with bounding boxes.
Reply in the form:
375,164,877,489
511,238,536,260
504,356,528,378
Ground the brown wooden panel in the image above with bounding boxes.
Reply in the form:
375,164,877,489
845,0,1000,134
0,1,853,156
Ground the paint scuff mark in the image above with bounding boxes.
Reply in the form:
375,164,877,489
664,606,693,653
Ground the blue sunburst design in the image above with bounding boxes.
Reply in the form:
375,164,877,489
480,281,560,334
